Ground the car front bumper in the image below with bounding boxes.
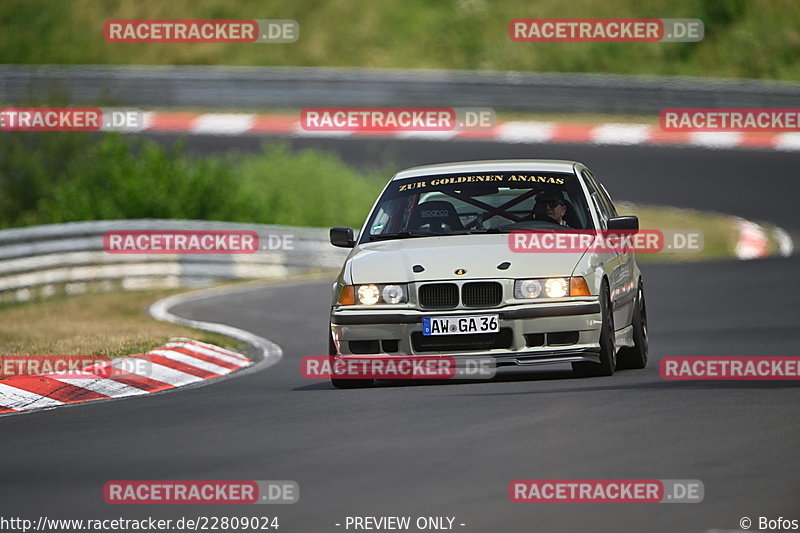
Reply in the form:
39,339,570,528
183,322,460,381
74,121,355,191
330,299,602,367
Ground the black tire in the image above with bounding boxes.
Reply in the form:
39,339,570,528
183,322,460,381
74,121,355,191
328,330,374,389
616,281,648,370
572,282,616,377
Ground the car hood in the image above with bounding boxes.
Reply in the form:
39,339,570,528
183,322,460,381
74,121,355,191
349,234,586,283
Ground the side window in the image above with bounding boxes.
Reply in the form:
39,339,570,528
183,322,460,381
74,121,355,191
591,193,610,228
582,170,610,226
583,169,617,219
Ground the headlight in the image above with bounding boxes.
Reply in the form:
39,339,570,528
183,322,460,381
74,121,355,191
340,284,408,305
544,278,569,298
381,284,405,304
357,284,381,305
515,279,542,299
514,277,589,299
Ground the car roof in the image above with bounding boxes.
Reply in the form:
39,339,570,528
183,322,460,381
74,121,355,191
391,159,581,181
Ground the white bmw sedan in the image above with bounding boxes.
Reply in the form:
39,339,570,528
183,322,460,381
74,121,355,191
328,160,648,388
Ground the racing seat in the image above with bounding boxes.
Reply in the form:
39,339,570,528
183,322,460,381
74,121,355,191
562,200,582,229
407,201,464,234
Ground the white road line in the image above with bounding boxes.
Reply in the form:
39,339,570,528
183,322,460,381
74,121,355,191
495,121,555,143
0,384,63,410
291,127,353,138
689,131,743,149
192,114,256,135
591,123,651,145
395,130,457,140
774,132,800,151
149,349,233,375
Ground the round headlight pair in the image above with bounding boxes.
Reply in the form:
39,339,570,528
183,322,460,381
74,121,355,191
355,284,406,305
514,278,570,299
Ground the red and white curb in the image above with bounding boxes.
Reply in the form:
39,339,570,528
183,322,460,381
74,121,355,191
0,282,287,417
130,112,800,152
734,218,794,260
0,339,251,415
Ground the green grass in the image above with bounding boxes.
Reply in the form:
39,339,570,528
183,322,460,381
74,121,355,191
619,203,739,262
0,288,240,358
0,0,798,80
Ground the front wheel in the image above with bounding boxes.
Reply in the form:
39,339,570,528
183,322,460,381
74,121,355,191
329,330,374,389
616,281,648,370
572,282,616,377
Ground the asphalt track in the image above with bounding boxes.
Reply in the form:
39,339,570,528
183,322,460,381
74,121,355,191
1,137,799,533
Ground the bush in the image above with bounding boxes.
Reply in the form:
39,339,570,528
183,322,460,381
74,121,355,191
0,133,386,229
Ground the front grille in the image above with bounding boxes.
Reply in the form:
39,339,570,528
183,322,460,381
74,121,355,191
419,283,459,309
462,282,503,307
411,328,513,352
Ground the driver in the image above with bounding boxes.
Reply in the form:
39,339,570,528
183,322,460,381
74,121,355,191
533,190,571,228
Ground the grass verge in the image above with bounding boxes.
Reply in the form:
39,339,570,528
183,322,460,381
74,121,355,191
620,202,782,262
0,288,239,358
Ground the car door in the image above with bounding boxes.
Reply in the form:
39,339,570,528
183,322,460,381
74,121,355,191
581,169,633,330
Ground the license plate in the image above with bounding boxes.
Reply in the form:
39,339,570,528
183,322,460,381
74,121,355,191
422,314,499,336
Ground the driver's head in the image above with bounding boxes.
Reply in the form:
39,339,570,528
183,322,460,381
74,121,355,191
533,190,567,224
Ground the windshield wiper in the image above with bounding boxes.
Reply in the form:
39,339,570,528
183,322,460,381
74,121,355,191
370,228,508,241
369,230,440,241
463,228,508,234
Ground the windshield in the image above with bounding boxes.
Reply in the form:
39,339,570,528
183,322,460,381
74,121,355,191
361,171,593,243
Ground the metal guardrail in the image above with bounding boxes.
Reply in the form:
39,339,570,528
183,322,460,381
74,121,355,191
0,220,348,304
2,65,800,114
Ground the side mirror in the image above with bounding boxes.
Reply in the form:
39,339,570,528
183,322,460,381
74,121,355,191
330,227,356,248
607,216,639,232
